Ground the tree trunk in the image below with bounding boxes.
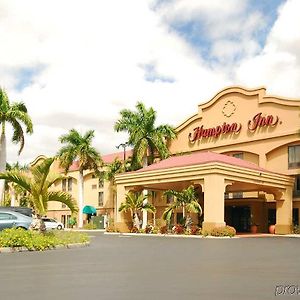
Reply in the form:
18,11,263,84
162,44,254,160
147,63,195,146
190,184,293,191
142,154,148,228
78,170,84,228
133,211,140,229
0,132,7,203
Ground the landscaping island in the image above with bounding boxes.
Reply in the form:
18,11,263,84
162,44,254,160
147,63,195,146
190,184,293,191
0,228,90,252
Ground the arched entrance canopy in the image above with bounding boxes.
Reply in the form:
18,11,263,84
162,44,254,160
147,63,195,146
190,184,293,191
115,152,294,234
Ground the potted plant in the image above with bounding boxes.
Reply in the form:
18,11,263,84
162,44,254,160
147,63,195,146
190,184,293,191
68,217,77,228
250,222,258,234
268,224,276,234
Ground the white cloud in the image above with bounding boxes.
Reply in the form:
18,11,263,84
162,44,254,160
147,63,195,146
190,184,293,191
0,0,299,164
236,0,300,97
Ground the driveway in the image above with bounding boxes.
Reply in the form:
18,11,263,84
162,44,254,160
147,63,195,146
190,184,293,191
0,232,299,300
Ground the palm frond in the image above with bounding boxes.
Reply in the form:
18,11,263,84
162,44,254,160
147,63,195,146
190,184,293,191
0,171,32,192
47,191,78,214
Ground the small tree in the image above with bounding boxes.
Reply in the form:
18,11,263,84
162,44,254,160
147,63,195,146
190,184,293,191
162,186,202,227
0,157,78,218
118,192,156,229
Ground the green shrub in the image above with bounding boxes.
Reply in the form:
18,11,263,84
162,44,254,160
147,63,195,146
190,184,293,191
106,226,119,233
210,225,236,237
185,225,201,235
82,223,97,230
159,225,168,234
0,228,89,251
145,225,153,234
152,226,159,234
131,226,139,233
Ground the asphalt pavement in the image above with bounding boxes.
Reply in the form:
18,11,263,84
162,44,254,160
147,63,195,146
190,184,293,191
0,232,299,300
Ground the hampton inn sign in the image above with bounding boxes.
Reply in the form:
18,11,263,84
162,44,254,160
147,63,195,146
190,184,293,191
188,112,280,142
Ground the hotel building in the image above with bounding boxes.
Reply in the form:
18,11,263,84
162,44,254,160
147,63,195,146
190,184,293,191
31,86,300,234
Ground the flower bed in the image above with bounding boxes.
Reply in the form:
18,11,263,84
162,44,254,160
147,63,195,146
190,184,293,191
0,228,90,251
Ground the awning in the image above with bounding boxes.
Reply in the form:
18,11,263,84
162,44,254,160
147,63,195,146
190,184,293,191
83,205,97,214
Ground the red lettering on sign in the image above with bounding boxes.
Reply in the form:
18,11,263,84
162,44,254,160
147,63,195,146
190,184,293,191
248,113,279,131
189,122,241,142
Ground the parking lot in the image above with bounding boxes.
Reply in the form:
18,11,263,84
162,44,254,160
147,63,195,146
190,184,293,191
0,232,299,300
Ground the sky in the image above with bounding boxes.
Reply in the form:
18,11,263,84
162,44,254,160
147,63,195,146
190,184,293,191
0,0,299,163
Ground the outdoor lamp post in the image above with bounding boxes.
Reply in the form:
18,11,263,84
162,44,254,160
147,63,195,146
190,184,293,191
116,142,129,162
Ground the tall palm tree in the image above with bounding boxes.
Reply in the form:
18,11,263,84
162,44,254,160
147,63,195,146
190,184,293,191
0,88,33,202
162,186,202,225
0,157,78,216
57,129,102,228
114,102,176,169
118,192,156,229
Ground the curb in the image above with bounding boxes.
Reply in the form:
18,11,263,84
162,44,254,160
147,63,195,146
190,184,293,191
104,232,235,239
0,242,90,253
104,232,300,239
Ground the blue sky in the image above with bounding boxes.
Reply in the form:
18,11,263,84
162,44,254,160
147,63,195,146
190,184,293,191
172,0,284,62
0,0,299,163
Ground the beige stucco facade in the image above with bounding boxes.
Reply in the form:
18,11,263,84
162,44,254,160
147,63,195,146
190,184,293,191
28,86,300,234
115,86,300,234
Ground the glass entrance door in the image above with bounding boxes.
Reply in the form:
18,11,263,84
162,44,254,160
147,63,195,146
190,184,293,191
225,206,251,232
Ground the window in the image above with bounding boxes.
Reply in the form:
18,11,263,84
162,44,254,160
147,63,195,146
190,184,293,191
293,208,299,226
68,178,72,192
92,184,97,190
62,179,66,191
233,153,244,160
98,176,104,188
293,175,300,197
232,192,243,199
288,145,300,169
0,213,17,220
98,192,104,207
62,178,72,192
42,218,50,222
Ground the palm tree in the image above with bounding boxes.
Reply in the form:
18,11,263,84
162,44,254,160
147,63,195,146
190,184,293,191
118,192,156,229
5,162,29,206
114,102,176,169
57,129,102,228
162,186,202,226
0,88,33,202
103,158,125,182
0,157,78,217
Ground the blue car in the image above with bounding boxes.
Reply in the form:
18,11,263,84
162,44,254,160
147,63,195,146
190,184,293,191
0,210,33,231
